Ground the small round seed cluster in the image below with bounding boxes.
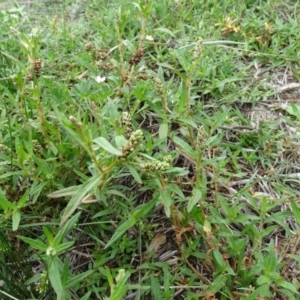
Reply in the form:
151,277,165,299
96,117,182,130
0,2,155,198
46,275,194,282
46,174,54,180
137,73,148,80
141,155,172,172
193,39,203,59
153,77,163,95
0,143,10,155
96,61,114,71
84,42,93,51
95,51,108,60
129,48,144,66
196,126,208,149
33,59,42,77
33,139,43,154
28,59,42,80
163,155,173,164
119,129,143,159
69,116,83,128
122,111,133,139
115,9,120,31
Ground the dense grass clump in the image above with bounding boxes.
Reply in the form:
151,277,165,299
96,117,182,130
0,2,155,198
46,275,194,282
1,0,300,299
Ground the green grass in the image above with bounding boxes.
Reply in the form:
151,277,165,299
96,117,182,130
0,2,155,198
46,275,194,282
1,0,300,299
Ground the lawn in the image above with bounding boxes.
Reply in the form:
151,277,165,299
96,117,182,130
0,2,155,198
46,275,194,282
1,0,300,299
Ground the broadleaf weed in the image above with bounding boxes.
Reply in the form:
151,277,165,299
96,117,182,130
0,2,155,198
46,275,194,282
0,0,300,299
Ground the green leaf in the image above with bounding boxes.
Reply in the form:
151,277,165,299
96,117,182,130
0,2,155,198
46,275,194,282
30,181,48,203
106,266,114,287
12,210,21,231
247,285,272,300
17,236,47,251
105,218,136,249
211,109,231,131
286,103,300,121
1,51,27,69
60,118,91,154
212,249,226,270
65,270,95,289
106,189,128,200
205,134,223,148
105,199,155,249
55,241,75,254
131,2,142,12
115,135,127,148
159,123,168,140
278,280,300,294
277,288,296,300
173,49,189,71
165,167,189,176
177,117,198,128
17,190,29,208
48,185,81,199
150,275,162,299
172,135,195,160
61,257,69,286
208,274,227,293
291,200,300,226
15,138,27,164
187,188,202,212
127,164,142,184
257,225,277,239
163,266,171,296
131,198,156,219
0,193,16,211
55,212,81,245
233,214,260,223
158,63,187,81
154,27,175,37
43,226,54,246
60,176,101,226
93,137,122,156
0,171,24,180
190,206,204,225
257,275,271,285
160,189,172,217
80,292,92,300
48,257,64,299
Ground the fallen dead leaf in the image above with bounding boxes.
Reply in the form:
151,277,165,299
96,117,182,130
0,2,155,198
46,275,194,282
145,234,166,254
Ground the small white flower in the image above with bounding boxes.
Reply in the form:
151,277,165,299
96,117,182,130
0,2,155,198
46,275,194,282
145,35,154,41
95,76,106,83
30,28,39,38
116,269,126,283
46,247,56,256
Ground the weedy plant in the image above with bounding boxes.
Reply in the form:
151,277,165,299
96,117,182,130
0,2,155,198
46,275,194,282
1,0,300,299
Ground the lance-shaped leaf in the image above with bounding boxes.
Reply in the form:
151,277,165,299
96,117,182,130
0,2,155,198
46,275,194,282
105,198,156,249
93,137,122,156
60,175,101,227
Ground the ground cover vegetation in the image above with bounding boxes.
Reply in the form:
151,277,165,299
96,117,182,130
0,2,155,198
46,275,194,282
1,0,300,299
